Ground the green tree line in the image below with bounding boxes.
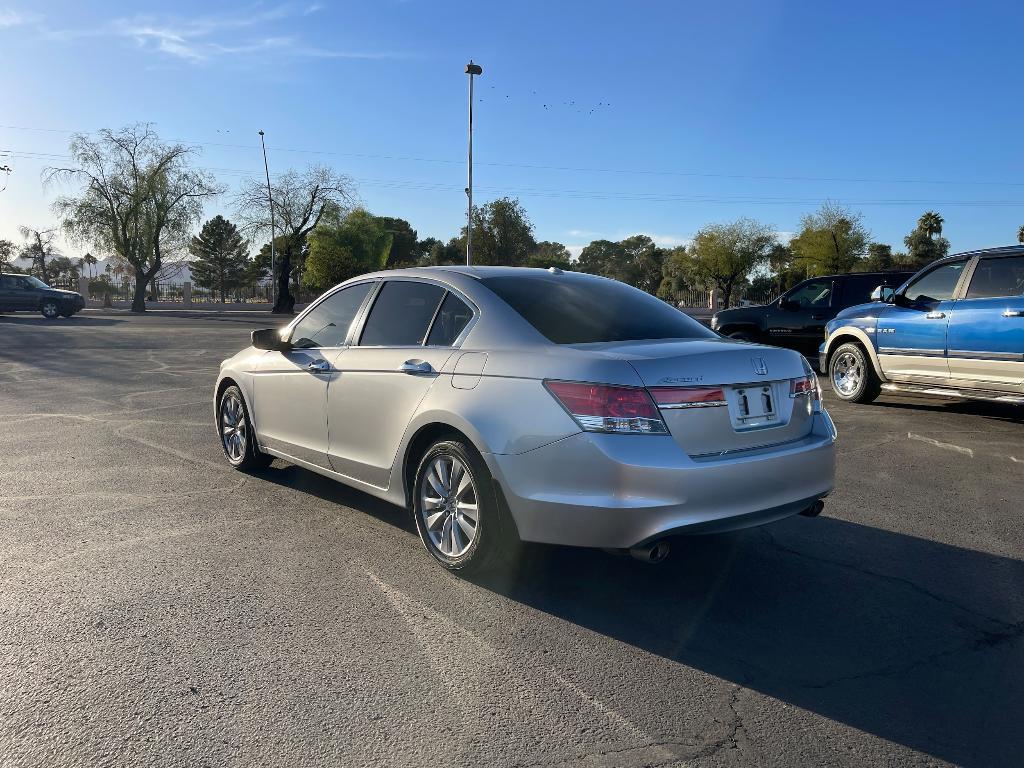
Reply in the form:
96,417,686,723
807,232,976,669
8,122,1019,313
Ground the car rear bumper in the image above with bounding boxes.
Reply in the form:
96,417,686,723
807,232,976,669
486,410,837,549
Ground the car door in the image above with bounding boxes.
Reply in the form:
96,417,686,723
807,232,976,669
4,276,38,310
945,254,1024,391
0,276,16,310
252,281,375,467
327,279,475,488
876,259,969,381
765,277,835,355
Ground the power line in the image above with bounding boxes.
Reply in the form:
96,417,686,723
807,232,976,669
3,147,1022,207
3,122,1024,189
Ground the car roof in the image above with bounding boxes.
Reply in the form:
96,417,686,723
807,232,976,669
946,244,1024,260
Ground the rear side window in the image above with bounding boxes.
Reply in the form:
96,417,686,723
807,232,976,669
480,274,714,344
904,261,967,304
965,256,1024,299
291,282,374,349
360,280,445,346
426,293,473,346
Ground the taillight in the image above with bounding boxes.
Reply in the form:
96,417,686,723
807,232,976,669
791,370,822,413
545,380,668,434
649,386,726,408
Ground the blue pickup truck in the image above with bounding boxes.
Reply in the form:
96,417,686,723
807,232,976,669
820,246,1024,405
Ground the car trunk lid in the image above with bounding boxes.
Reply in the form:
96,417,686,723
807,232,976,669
572,339,816,456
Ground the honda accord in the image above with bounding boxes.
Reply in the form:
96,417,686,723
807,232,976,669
214,267,836,572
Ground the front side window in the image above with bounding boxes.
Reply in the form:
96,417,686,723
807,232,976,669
903,261,967,304
480,274,714,345
426,293,473,347
784,279,833,308
359,280,446,346
965,256,1024,299
290,282,374,349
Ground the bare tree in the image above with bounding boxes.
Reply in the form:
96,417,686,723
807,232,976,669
235,166,358,314
47,124,221,312
18,226,59,282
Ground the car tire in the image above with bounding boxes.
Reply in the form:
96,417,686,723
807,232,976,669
217,385,272,471
828,342,881,403
40,301,60,319
413,437,520,575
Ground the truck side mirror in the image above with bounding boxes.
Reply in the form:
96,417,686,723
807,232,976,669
870,286,895,303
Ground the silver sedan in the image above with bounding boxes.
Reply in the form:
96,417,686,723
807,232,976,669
214,267,836,572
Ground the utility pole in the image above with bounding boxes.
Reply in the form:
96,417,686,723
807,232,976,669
258,130,276,306
465,60,482,266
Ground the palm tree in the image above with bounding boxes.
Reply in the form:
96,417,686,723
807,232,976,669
917,211,944,239
1017,225,1024,245
83,252,98,278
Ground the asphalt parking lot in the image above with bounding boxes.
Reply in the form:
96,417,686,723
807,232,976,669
1,310,1021,768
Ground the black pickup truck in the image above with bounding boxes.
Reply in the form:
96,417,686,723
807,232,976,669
711,271,914,356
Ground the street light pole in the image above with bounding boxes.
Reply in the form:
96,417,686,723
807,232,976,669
465,60,482,266
258,130,276,308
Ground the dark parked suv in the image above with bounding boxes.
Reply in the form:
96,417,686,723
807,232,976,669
711,271,914,357
0,273,86,318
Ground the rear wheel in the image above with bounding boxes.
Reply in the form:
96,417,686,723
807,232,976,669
218,385,272,470
829,342,881,403
40,301,60,319
413,438,519,574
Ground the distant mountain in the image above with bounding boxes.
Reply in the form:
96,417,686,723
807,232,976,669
9,255,194,284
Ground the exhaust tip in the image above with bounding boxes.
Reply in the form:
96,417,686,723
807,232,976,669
799,499,825,518
629,540,671,564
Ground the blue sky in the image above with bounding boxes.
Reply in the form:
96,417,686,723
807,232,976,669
2,0,1024,259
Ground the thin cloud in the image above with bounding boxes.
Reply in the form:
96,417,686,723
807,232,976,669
0,7,41,28
33,4,402,63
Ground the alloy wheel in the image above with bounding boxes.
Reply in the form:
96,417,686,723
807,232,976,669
832,350,863,396
419,455,479,558
220,392,248,462
42,302,59,318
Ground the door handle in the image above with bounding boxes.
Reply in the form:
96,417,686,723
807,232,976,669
925,311,946,320
399,360,434,375
1002,309,1023,318
306,359,332,373
810,314,827,321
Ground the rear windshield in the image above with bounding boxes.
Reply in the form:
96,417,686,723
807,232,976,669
480,274,715,344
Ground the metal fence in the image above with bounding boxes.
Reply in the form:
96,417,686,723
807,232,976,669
81,279,310,305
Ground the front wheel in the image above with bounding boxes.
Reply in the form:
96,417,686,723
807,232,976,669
413,438,519,574
829,342,881,403
218,385,272,470
40,301,60,319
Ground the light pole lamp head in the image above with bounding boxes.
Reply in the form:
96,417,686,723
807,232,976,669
465,61,482,76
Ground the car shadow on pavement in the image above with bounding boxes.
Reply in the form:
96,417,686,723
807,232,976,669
0,315,125,326
250,461,1023,766
471,517,1024,767
870,396,1024,424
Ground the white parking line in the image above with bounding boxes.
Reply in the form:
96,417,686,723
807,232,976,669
907,432,974,458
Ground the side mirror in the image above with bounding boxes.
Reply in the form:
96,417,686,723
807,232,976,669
779,298,800,311
870,286,896,303
251,328,290,351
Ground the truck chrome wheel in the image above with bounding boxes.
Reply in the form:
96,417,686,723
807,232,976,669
832,350,862,396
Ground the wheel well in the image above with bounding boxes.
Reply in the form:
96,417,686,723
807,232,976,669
216,377,238,403
825,334,868,370
402,423,474,507
719,323,758,338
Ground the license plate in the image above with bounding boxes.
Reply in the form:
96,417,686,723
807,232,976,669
726,383,781,429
